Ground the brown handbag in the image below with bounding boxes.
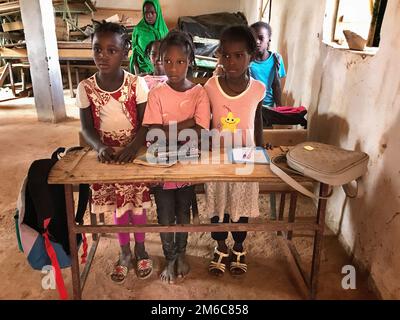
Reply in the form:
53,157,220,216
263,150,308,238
270,142,369,199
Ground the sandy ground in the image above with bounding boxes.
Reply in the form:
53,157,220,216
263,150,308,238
0,91,377,300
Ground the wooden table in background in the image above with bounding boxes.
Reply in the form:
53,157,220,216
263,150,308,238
0,44,129,98
48,148,330,300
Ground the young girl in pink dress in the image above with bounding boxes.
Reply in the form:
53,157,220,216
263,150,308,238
76,21,153,284
204,25,266,277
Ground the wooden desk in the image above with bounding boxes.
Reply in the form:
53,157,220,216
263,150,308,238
0,46,93,60
48,148,329,300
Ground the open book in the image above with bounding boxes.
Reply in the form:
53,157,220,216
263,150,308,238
228,147,270,164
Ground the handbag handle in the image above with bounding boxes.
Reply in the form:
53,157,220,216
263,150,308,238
270,155,332,200
342,178,364,198
271,155,364,199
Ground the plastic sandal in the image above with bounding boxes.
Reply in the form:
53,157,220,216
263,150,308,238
229,248,248,276
110,264,129,284
208,247,230,276
136,258,153,280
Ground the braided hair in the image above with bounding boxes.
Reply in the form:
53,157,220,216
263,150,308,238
159,30,196,67
91,20,131,51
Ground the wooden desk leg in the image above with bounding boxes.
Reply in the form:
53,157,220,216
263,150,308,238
310,183,329,299
99,213,106,237
21,67,26,91
64,184,82,300
90,213,98,241
278,193,286,221
269,193,277,220
191,193,200,225
8,62,16,97
66,61,75,98
75,68,80,89
287,192,298,240
277,193,286,236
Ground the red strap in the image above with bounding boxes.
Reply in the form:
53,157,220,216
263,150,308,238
43,218,68,300
80,233,88,264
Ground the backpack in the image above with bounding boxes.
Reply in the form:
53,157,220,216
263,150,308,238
15,147,90,300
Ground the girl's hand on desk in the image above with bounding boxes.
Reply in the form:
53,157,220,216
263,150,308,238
114,146,138,164
97,146,114,163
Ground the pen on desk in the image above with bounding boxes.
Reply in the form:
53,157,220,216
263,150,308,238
246,148,253,159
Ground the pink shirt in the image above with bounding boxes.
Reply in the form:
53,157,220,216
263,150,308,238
143,82,210,129
143,82,211,189
204,76,265,147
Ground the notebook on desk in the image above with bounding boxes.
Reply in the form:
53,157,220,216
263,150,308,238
133,146,200,167
228,147,270,164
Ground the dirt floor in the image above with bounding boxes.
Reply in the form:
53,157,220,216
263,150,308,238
0,90,377,300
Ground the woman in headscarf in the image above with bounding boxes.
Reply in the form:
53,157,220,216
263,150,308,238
130,0,169,74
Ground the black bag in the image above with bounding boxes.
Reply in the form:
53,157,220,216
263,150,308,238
262,106,308,128
178,12,247,57
15,147,89,299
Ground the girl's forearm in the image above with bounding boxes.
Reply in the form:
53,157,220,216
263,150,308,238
193,124,203,141
177,118,196,131
274,91,282,106
127,126,148,150
81,128,105,151
161,118,196,133
149,119,199,143
80,108,105,151
255,127,263,147
255,105,264,147
272,78,283,106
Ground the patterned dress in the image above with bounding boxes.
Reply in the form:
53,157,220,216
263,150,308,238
203,76,266,222
76,71,151,217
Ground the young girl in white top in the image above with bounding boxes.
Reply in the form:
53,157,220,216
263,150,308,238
77,21,153,284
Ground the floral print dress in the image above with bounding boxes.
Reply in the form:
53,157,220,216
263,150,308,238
76,71,151,217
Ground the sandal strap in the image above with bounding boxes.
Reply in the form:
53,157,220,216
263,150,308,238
230,261,248,272
112,265,128,276
230,248,247,263
230,248,248,273
209,260,226,272
137,259,153,271
214,247,230,264
209,247,230,273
